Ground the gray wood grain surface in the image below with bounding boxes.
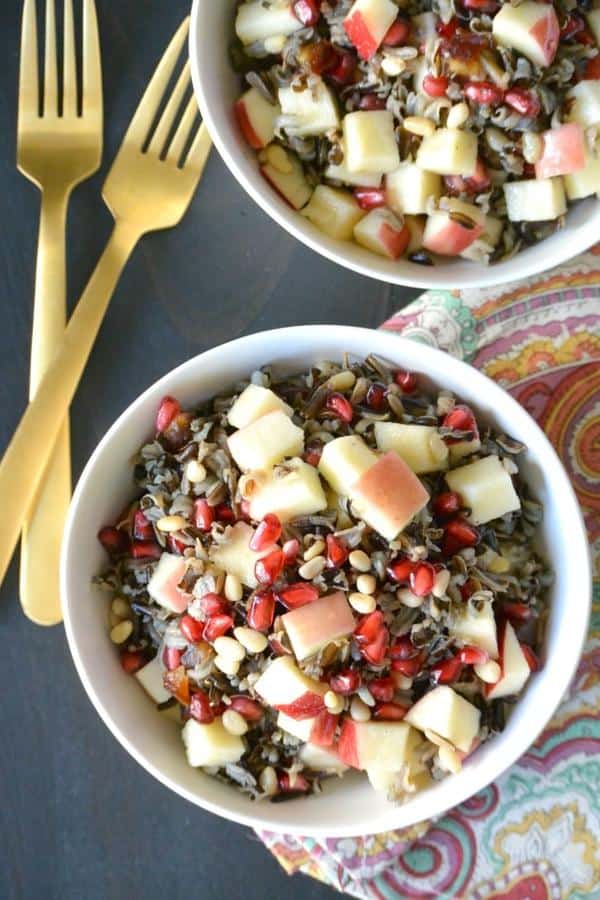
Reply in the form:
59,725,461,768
0,3,419,898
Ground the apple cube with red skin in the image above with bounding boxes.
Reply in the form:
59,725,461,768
350,451,430,541
318,435,377,497
235,0,302,46
445,455,521,525
299,742,348,775
564,147,600,201
353,208,410,260
449,596,499,659
485,620,531,700
343,0,398,60
416,129,478,177
492,1,560,68
260,148,313,210
277,711,315,742
182,717,245,767
134,656,172,704
248,458,328,523
227,409,304,471
535,124,586,180
566,81,600,129
148,553,191,613
423,199,485,257
282,591,356,661
337,718,423,772
386,163,442,216
405,685,481,753
460,216,503,261
209,521,277,589
254,655,327,713
227,384,292,430
302,185,366,240
234,87,281,150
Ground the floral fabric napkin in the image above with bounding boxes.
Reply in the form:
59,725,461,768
258,247,600,899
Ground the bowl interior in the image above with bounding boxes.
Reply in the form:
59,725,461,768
189,1,600,290
62,326,591,836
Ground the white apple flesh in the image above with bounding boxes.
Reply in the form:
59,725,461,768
301,185,365,240
386,162,442,216
343,0,398,60
353,208,410,260
566,81,600,128
405,685,480,753
350,451,430,541
343,111,400,174
227,409,304,471
254,655,327,708
227,384,292,429
134,656,172,704
234,87,281,150
445,455,521,525
235,0,302,46
416,129,478,177
564,147,600,201
503,177,567,222
278,81,340,137
209,521,277,589
299,743,348,774
450,597,499,660
423,199,485,257
485,620,531,700
248,457,328,523
318,435,377,496
182,717,245,767
492,1,560,68
147,553,191,614
281,591,356,660
374,422,448,474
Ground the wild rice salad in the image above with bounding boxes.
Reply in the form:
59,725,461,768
232,1,600,265
96,356,551,802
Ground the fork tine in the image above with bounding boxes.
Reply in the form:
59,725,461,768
124,17,189,147
18,0,39,119
44,0,58,116
148,60,190,156
82,0,102,117
182,122,212,175
165,94,199,165
63,0,77,116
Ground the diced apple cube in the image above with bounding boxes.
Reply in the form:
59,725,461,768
405,685,480,753
227,384,292,429
343,111,400,174
299,743,348,774
504,177,566,222
248,457,328,522
386,163,442,216
566,81,600,128
282,591,356,660
450,597,499,659
182,717,245,767
148,553,190,614
366,765,433,795
564,147,600,200
278,81,340,137
254,655,327,708
318,435,377,497
134,655,172,705
374,422,448,474
302,185,365,240
343,0,398,60
338,718,423,771
353,208,410,259
416,129,478,177
351,451,430,540
277,711,315,742
460,215,503,261
209,521,276,589
227,409,304,471
445,455,521,525
234,87,280,150
325,153,383,188
492,1,560,68
260,147,313,210
423,199,485,256
235,0,302,46
485,620,531,700
586,9,600,45
535,124,586,180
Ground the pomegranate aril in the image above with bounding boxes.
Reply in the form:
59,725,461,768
504,88,541,118
394,369,417,393
305,40,338,75
520,643,540,672
180,614,204,643
282,538,300,564
278,771,310,793
443,518,479,555
326,50,357,86
250,513,282,551
120,650,145,674
584,57,600,80
423,74,449,97
391,650,425,677
359,93,387,111
383,17,410,46
373,702,408,721
442,404,478,442
199,593,230,617
326,392,353,423
503,601,533,622
462,0,499,12
366,382,387,409
388,558,415,583
293,0,319,26
410,562,435,597
193,499,215,531
276,692,325,720
203,614,234,642
354,610,385,644
255,548,284,585
167,535,188,555
437,17,459,40
310,710,339,747
464,81,504,105
303,443,323,466
434,491,463,519
561,13,585,40
156,395,180,433
362,629,389,665
215,503,236,523
326,534,348,568
98,526,129,556
369,676,395,702
230,695,264,722
354,187,386,211
133,510,154,541
163,646,183,671
444,159,491,197
329,668,360,695
459,645,489,665
278,582,319,610
247,591,276,632
431,655,463,684
460,579,476,601
131,540,161,560
189,691,214,724
390,635,419,661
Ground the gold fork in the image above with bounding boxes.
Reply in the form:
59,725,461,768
17,0,102,626
0,17,211,591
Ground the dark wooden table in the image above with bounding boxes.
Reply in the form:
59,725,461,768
0,3,418,898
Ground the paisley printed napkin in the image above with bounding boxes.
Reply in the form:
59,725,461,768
257,247,600,899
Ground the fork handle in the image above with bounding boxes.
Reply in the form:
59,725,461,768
20,186,71,626
0,219,140,589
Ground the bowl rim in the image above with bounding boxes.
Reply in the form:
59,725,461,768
61,325,592,836
188,0,600,291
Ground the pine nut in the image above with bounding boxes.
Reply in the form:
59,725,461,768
156,515,188,533
234,627,269,654
264,34,287,55
447,101,469,129
437,744,462,774
349,550,371,572
397,587,424,608
356,574,376,595
327,370,356,391
350,697,371,722
222,708,249,736
349,592,377,614
432,569,450,598
474,659,502,684
186,460,207,483
225,573,243,603
429,433,449,462
304,539,325,561
213,636,246,663
324,690,345,715
357,685,375,707
488,554,510,574
265,143,293,174
111,597,130,618
298,556,326,580
214,655,240,676
403,116,436,137
522,132,543,165
259,765,278,795
382,56,406,77
110,620,133,644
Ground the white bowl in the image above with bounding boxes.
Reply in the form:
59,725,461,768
61,326,591,837
189,1,600,290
